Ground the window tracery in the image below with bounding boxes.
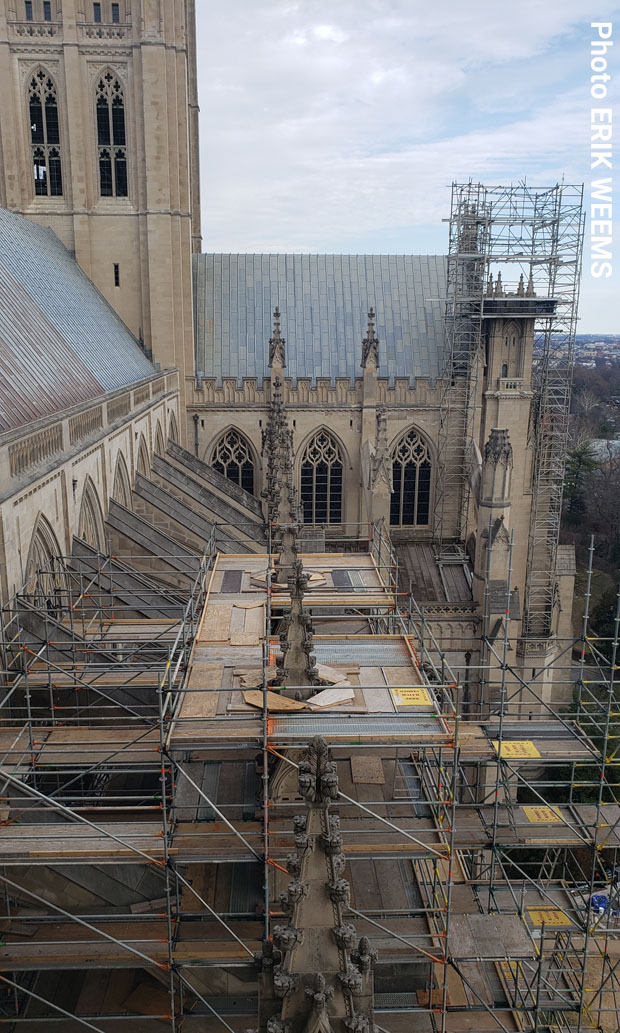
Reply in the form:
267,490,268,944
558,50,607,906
300,431,343,525
96,72,127,197
25,516,65,613
29,69,62,196
390,429,431,526
211,430,254,494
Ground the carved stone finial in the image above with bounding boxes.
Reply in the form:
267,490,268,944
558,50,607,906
305,972,335,1010
351,935,378,973
361,307,379,369
278,559,319,694
517,272,525,297
370,405,391,493
494,271,504,297
269,306,286,369
297,736,340,804
526,268,535,296
484,428,513,466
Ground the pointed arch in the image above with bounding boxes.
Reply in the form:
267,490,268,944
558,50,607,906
111,451,132,507
78,478,106,551
28,67,63,197
154,421,165,456
209,428,256,495
95,69,127,197
299,428,343,525
390,427,432,527
168,410,179,444
25,514,65,609
136,434,150,477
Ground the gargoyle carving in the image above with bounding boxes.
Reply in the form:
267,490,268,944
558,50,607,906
273,970,298,998
338,963,363,995
333,924,357,950
273,925,303,952
329,878,351,908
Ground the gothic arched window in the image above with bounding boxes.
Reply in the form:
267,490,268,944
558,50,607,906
154,422,165,456
25,514,65,611
96,73,127,197
29,69,62,196
390,429,432,527
78,479,106,551
136,435,150,477
300,431,343,525
211,430,254,494
111,452,132,507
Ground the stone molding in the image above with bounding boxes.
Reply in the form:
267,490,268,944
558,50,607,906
1,371,178,499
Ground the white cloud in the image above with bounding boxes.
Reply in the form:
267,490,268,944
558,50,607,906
196,0,620,330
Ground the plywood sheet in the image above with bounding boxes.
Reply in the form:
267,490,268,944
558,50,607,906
351,755,385,784
243,690,306,711
383,666,420,687
307,686,355,708
243,604,265,637
200,605,233,643
231,631,261,646
361,687,395,712
316,663,348,685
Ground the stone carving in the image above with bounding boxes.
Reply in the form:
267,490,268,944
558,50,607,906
267,1019,292,1033
273,925,303,951
370,405,392,495
273,970,298,998
298,736,340,804
361,308,379,369
333,924,358,950
285,851,302,877
331,852,347,876
321,827,343,855
255,938,281,971
345,1016,371,1032
278,559,320,693
351,936,378,973
279,891,295,917
269,306,286,369
338,963,363,995
294,831,314,855
484,428,513,466
305,973,335,1010
329,879,351,908
293,814,307,834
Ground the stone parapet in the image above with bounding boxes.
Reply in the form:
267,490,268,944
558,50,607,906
0,370,178,501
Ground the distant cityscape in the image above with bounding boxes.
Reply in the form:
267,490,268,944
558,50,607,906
575,334,620,367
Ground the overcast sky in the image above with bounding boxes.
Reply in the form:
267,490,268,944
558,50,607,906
195,1,619,333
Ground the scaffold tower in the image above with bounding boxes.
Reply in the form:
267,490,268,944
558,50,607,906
435,181,584,639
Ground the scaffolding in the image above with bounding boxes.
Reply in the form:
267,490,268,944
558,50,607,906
0,524,619,1032
434,182,584,640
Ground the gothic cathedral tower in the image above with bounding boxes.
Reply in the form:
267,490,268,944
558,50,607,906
0,0,200,408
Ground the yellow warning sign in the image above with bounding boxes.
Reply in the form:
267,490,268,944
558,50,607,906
523,805,562,824
391,687,432,706
528,908,572,927
491,740,541,759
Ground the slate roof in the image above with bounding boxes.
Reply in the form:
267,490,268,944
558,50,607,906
193,253,447,385
0,209,154,433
